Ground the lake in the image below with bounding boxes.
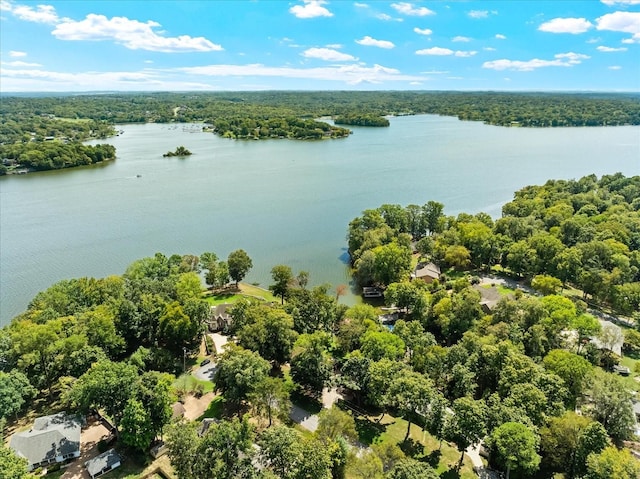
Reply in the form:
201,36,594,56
1,115,639,325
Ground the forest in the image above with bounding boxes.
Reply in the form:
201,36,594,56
2,91,638,173
1,174,639,479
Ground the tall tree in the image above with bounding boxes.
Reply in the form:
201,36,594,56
269,265,294,304
227,249,253,287
120,397,154,452
444,396,487,470
490,422,541,479
214,345,270,408
585,446,640,479
248,377,291,427
387,371,434,441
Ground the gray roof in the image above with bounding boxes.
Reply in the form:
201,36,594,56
85,448,121,477
10,413,81,467
414,262,440,279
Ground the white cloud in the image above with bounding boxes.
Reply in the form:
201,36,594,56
1,0,13,11
289,1,333,19
391,2,435,16
9,50,26,57
495,34,506,40
414,27,432,35
452,36,471,42
178,63,423,85
555,52,590,64
355,36,395,49
12,3,60,24
354,2,369,7
415,47,476,57
601,0,640,5
484,47,496,51
483,52,590,71
416,47,453,55
144,60,154,64
539,17,593,34
52,14,223,52
301,47,356,61
0,66,218,91
376,13,392,21
468,10,489,19
596,11,640,43
325,43,343,49
1,60,41,67
597,45,628,51
608,65,622,69
586,37,602,43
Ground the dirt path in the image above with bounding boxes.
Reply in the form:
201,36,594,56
61,422,110,479
183,392,216,421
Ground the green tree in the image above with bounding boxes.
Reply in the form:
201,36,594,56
165,419,198,479
248,377,291,427
0,370,35,420
0,443,35,479
290,332,334,396
444,396,487,470
214,345,270,408
237,308,298,365
193,417,256,479
361,330,406,362
228,249,253,286
270,265,294,304
531,274,563,295
490,422,541,479
387,371,434,441
120,397,154,452
585,446,640,479
387,459,438,479
543,349,592,407
316,405,358,444
584,370,635,442
66,359,137,431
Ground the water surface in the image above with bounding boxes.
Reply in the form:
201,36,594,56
1,115,639,325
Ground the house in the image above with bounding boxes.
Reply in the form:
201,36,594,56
413,262,441,283
207,303,233,332
10,412,81,471
85,448,121,479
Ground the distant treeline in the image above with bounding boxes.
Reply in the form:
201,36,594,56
2,92,638,135
0,142,116,174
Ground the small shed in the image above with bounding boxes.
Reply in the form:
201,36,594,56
85,448,121,479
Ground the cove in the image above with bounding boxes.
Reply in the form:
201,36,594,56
1,115,639,325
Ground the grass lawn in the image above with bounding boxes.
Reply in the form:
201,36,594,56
173,373,215,395
204,283,277,305
619,355,640,393
197,396,224,421
479,283,515,296
353,413,476,479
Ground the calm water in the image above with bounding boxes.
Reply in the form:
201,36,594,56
1,115,639,325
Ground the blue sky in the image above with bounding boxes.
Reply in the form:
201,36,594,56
1,0,639,92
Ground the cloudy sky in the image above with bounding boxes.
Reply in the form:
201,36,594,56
1,0,638,92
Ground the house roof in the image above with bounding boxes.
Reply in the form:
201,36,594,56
85,449,121,477
10,413,81,467
414,262,441,279
211,303,232,319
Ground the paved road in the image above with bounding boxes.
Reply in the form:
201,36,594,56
193,362,217,381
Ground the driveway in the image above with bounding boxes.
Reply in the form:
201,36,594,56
61,421,110,479
194,362,218,382
289,404,319,432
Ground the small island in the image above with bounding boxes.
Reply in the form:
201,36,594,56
163,146,192,157
334,113,390,127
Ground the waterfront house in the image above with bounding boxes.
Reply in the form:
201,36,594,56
207,303,233,332
10,412,81,471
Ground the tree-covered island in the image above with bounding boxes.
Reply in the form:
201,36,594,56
334,113,390,127
163,146,192,157
2,173,640,479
